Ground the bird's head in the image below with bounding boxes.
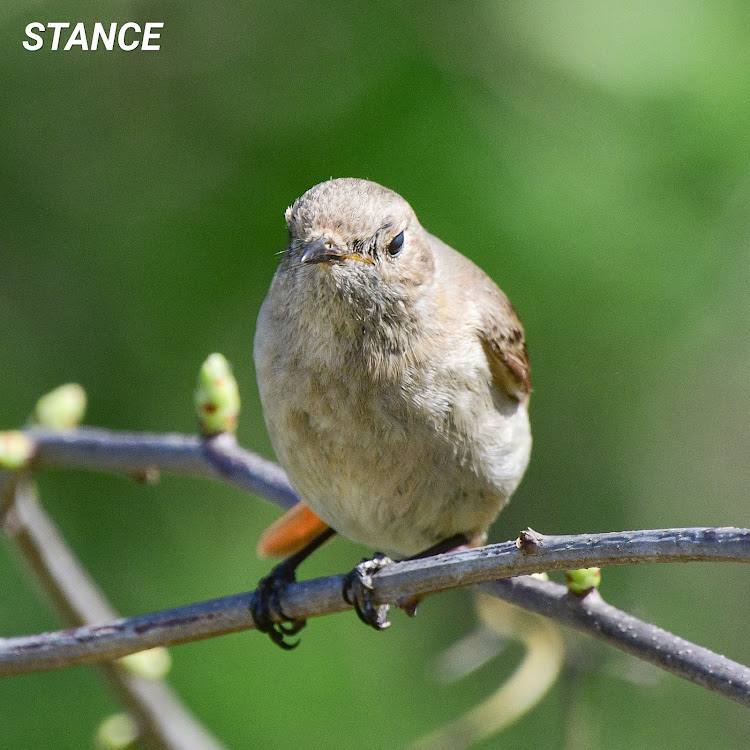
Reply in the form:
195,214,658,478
282,179,435,307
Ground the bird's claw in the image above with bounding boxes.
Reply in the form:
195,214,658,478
251,563,307,650
343,554,394,630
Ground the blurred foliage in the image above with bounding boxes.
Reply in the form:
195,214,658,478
1,1,750,748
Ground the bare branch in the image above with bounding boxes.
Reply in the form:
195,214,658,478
362,527,750,601
27,427,299,510
2,524,749,708
4,479,116,624
8,425,750,709
481,577,750,706
1,477,227,750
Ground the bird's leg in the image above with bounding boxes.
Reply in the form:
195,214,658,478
342,553,395,630
396,533,471,617
251,527,336,649
343,533,470,630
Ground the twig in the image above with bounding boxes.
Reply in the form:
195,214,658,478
480,576,750,705
27,427,299,510
2,524,749,707
358,527,750,601
1,476,226,750
8,425,750,709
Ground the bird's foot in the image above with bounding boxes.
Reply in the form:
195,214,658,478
251,561,306,650
342,554,394,630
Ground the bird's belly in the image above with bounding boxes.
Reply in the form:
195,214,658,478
261,367,531,557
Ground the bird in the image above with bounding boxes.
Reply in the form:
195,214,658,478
252,178,532,647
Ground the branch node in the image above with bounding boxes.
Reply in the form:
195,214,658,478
517,527,544,552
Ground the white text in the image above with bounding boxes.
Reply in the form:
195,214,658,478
23,22,163,51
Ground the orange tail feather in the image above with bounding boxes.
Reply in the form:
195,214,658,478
256,502,330,558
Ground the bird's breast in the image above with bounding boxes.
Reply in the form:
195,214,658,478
254,276,531,556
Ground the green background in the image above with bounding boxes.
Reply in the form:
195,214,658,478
2,1,749,748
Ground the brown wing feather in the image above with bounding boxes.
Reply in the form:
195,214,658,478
429,232,532,400
477,280,532,400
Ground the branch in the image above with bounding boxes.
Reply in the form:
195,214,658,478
2,524,749,707
480,577,750,703
8,425,750,708
1,476,226,750
27,427,299,510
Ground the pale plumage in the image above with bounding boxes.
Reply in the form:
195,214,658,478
254,178,531,557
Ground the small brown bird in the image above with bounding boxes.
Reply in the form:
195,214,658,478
252,178,531,647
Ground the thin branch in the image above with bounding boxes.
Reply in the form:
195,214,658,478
4,479,116,624
2,526,749,708
9,425,750,709
480,577,750,705
1,476,226,750
358,527,750,602
27,427,299,510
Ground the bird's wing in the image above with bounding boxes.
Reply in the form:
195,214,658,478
477,278,532,400
435,234,531,400
429,232,531,400
256,501,330,558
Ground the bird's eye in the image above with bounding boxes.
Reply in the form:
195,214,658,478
387,230,405,256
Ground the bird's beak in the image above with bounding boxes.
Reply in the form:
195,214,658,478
300,237,373,265
300,237,342,265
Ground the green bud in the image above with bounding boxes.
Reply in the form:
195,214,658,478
0,431,34,470
566,567,601,595
94,713,138,750
118,646,172,679
35,383,87,429
195,353,241,435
